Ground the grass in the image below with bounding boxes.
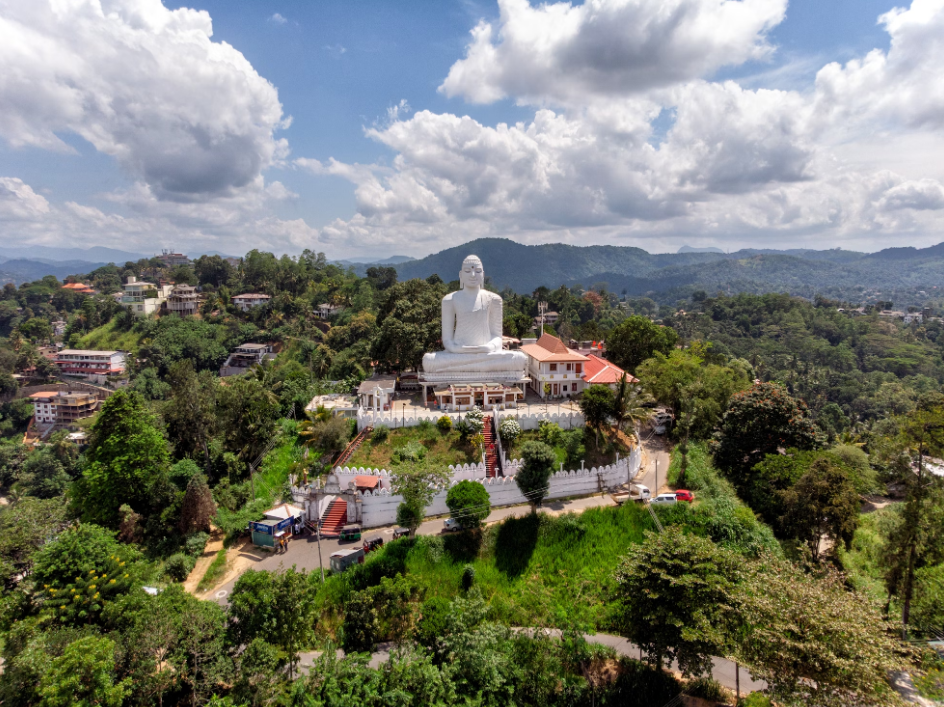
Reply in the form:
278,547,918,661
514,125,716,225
505,428,622,468
197,548,228,592
75,320,143,354
344,425,478,469
314,504,654,638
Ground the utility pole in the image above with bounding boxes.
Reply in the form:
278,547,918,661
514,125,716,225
654,458,659,495
538,301,548,336
316,508,325,584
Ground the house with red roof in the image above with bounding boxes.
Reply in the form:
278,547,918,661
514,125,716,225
520,333,589,399
582,354,637,391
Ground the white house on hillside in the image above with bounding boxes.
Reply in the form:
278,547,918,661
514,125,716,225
233,293,271,312
520,334,589,399
121,276,172,316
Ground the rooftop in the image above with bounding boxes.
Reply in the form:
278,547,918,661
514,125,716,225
520,333,589,363
357,374,398,394
58,349,122,356
233,293,271,299
583,354,637,385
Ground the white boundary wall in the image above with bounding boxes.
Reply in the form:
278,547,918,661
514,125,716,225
341,446,640,528
356,409,584,432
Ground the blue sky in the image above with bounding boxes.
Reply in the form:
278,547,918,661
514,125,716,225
2,0,944,259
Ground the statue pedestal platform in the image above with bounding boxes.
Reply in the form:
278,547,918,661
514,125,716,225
420,370,529,384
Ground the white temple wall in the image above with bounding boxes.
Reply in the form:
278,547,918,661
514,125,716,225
355,409,585,432
352,447,640,528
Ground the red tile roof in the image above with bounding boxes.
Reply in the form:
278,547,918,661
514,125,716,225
521,333,589,363
582,354,637,385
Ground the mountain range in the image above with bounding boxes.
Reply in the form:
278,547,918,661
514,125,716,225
385,238,944,304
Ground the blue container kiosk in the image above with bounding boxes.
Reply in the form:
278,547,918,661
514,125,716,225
249,517,293,549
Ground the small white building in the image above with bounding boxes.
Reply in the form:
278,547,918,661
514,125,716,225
306,394,360,418
233,293,271,312
520,334,589,399
432,383,524,412
316,303,346,319
357,375,397,412
121,276,172,316
51,320,66,337
219,343,275,377
55,349,126,382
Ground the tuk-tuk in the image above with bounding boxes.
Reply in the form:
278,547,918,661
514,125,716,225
339,525,362,542
363,537,384,553
392,527,410,540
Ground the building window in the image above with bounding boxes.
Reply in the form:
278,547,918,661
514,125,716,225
563,385,568,392
549,363,557,372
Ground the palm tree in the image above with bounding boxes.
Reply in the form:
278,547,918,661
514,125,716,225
611,373,655,440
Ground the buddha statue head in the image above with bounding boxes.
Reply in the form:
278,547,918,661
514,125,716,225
459,255,485,290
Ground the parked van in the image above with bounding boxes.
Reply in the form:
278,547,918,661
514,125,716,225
630,484,652,501
651,493,678,505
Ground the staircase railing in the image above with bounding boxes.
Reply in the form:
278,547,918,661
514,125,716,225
490,411,505,477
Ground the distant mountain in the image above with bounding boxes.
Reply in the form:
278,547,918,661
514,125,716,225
389,237,944,302
0,245,146,263
0,259,110,285
344,255,414,265
678,245,725,254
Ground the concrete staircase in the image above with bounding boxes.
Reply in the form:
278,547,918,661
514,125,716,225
333,426,373,469
320,497,348,537
483,420,498,478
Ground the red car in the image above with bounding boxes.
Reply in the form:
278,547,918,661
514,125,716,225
674,489,694,503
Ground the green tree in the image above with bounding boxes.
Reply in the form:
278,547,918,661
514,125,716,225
216,377,280,474
606,315,678,373
73,390,173,528
37,636,131,707
162,361,217,466
737,557,900,706
616,527,741,676
446,480,491,529
392,461,451,537
0,497,70,586
178,473,216,535
130,367,170,401
371,278,444,373
779,456,859,561
516,441,556,512
579,384,614,446
611,373,654,435
712,382,820,491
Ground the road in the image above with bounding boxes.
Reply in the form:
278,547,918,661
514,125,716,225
207,491,619,603
635,433,672,495
296,629,767,695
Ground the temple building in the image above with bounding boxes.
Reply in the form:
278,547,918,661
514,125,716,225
521,334,589,399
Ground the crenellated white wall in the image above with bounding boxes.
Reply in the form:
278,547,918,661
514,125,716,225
355,408,585,432
348,446,640,528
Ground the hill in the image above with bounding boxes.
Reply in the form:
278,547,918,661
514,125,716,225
391,237,944,304
0,258,111,285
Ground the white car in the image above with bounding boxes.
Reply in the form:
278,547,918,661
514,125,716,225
631,484,651,501
651,493,678,505
443,518,461,532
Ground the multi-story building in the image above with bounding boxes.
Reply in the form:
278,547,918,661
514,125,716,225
316,303,346,319
220,343,274,377
581,354,637,391
520,334,589,399
158,250,191,268
29,391,100,425
55,349,126,382
121,276,172,316
232,293,271,312
167,284,199,315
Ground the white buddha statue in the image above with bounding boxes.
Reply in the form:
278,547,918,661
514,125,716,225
422,255,528,378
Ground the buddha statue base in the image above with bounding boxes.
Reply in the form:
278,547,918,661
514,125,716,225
420,350,528,383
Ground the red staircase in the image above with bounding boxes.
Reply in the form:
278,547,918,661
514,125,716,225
333,426,373,469
483,420,498,478
320,497,348,537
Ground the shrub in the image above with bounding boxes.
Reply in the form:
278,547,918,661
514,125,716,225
686,677,729,702
341,590,379,653
417,419,435,435
740,692,773,706
499,418,521,444
415,595,451,649
371,425,389,443
185,531,210,557
561,429,586,468
437,416,453,433
446,480,491,529
461,564,476,591
455,418,475,441
538,420,564,446
465,407,485,434
393,440,427,463
165,552,195,582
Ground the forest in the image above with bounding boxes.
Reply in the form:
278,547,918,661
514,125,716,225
0,248,941,705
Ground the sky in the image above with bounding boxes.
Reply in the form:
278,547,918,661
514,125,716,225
3,0,944,259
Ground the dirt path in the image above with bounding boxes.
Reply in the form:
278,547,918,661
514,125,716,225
183,526,225,595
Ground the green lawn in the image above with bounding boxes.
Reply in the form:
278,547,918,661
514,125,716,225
343,425,479,469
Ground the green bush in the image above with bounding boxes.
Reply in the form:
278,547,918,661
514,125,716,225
417,419,435,435
686,677,728,702
538,420,564,446
437,416,453,433
739,692,773,706
393,440,427,463
446,480,491,529
461,564,476,591
185,531,210,557
165,552,195,582
415,595,451,649
341,590,379,653
371,425,389,443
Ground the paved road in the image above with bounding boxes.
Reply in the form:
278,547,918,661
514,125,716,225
297,630,767,694
208,492,618,603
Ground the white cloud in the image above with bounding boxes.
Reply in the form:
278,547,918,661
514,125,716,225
0,178,51,220
0,0,288,201
440,0,787,106
268,13,287,25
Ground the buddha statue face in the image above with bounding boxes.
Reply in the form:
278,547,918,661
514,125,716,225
459,255,485,290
